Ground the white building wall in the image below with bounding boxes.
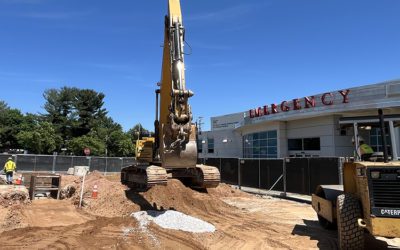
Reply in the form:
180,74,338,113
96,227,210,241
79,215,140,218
286,116,336,157
198,129,241,158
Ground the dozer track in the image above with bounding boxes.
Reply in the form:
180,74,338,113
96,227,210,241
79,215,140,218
121,164,168,189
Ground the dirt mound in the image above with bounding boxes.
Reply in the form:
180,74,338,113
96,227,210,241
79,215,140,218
63,171,140,217
141,179,235,218
0,188,30,207
61,172,239,219
207,183,252,198
0,205,27,232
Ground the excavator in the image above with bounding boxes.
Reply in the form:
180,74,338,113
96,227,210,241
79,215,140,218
121,0,220,189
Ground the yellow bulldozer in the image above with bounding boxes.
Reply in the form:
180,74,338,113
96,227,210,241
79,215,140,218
121,0,220,189
312,109,400,249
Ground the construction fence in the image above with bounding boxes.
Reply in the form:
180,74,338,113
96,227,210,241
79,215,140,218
0,154,136,174
199,157,343,196
1,154,342,196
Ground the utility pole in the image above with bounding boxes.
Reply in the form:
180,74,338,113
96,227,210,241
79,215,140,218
197,116,204,135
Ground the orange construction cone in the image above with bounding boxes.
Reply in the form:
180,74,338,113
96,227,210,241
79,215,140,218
91,185,98,199
15,175,22,185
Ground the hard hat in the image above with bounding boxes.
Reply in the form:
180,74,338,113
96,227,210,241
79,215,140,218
8,157,12,160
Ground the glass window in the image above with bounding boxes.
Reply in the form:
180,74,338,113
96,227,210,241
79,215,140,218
260,132,268,139
288,139,302,150
288,137,320,151
303,138,320,150
242,130,278,158
268,130,277,139
208,138,214,154
260,140,269,147
370,128,391,154
269,138,277,147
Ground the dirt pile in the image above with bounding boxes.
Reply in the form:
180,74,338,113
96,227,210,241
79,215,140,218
207,183,252,198
62,171,140,217
0,187,30,207
0,205,27,232
60,172,243,219
141,179,235,216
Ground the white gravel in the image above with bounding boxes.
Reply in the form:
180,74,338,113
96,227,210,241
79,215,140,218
132,210,216,233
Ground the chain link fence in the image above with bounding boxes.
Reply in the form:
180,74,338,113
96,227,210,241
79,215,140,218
0,154,136,174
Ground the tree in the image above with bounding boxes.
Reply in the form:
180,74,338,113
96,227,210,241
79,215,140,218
16,121,62,154
0,103,24,150
43,87,78,142
67,134,106,156
92,117,134,157
0,100,9,111
73,89,107,137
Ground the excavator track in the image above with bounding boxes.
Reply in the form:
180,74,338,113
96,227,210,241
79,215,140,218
170,164,221,189
121,164,168,190
193,164,221,188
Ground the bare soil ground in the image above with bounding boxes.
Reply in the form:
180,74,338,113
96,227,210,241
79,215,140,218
0,172,398,250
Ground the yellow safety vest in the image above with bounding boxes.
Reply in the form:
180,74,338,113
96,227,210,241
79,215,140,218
360,143,374,155
4,160,16,172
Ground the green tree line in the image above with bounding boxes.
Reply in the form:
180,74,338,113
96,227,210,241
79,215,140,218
0,87,151,156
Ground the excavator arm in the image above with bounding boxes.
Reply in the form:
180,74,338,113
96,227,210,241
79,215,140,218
156,0,197,168
121,0,220,189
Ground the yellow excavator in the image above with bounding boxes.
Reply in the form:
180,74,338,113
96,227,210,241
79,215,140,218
121,0,220,189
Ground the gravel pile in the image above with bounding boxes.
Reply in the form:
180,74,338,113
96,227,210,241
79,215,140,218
132,210,216,233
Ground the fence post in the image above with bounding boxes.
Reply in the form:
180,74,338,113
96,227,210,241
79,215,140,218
88,157,92,171
15,154,18,169
104,157,108,175
283,158,287,197
307,158,311,195
52,154,57,173
121,158,124,171
258,159,261,189
238,158,241,190
219,158,222,174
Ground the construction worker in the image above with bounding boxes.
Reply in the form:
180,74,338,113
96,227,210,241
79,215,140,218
359,138,374,161
3,157,16,185
352,136,374,161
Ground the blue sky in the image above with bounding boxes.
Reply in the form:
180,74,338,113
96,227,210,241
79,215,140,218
0,0,399,131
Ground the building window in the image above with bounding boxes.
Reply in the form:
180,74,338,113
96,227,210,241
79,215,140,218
207,138,214,154
243,130,278,158
288,137,320,151
197,139,202,153
370,128,391,154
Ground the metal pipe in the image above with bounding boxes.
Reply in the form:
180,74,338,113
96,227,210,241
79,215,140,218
378,109,389,163
353,123,360,161
389,121,398,161
155,89,160,121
